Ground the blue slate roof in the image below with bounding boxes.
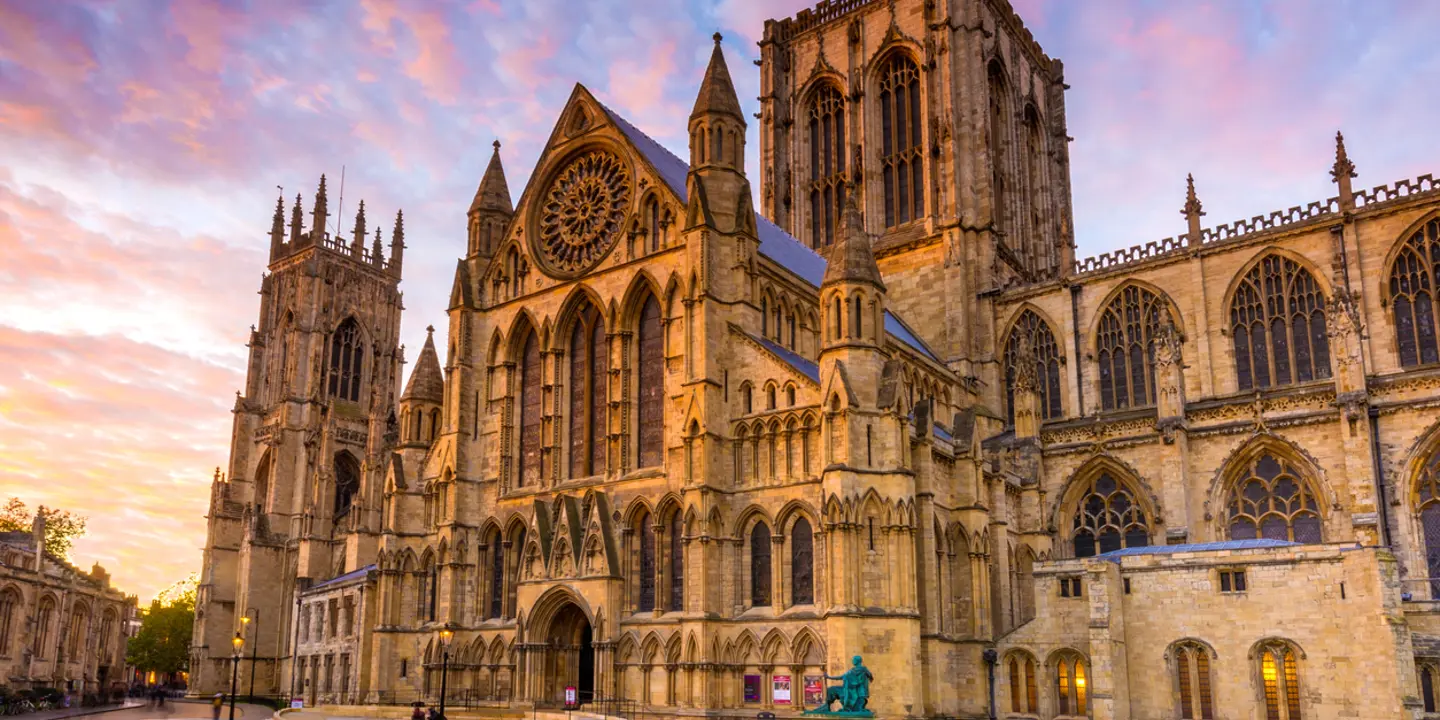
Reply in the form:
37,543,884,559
1098,539,1300,559
309,564,376,591
749,332,821,382
600,101,941,365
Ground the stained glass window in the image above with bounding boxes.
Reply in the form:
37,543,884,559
1230,255,1331,391
791,518,814,605
1097,286,1170,410
668,512,684,612
1259,643,1301,720
808,84,846,248
1225,452,1322,543
1389,218,1440,367
879,53,923,227
1174,643,1214,719
751,523,772,606
637,296,664,468
1004,310,1063,421
568,302,608,478
328,318,365,402
1071,471,1151,557
638,512,655,612
519,332,542,487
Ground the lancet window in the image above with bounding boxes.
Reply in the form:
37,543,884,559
569,302,608,478
1173,642,1215,720
1229,255,1331,391
0,589,16,656
1055,651,1088,717
1225,451,1322,543
637,511,656,612
792,517,814,605
1007,654,1038,714
751,522,772,606
808,84,847,248
668,512,684,612
1097,285,1170,410
637,295,664,468
518,330,542,487
878,53,923,227
1389,217,1440,366
328,318,364,403
1414,450,1440,597
1258,641,1302,720
334,452,360,518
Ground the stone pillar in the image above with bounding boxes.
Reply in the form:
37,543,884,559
1085,561,1129,720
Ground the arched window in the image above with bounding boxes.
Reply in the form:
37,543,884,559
1054,651,1087,717
1004,310,1063,422
741,384,753,415
645,196,662,252
851,295,863,338
1389,217,1440,366
637,511,656,612
334,452,360,518
1419,662,1439,714
878,53,923,227
735,426,749,484
766,386,777,410
1258,641,1302,720
66,604,87,659
751,522,772,606
328,318,364,402
668,512,684,612
1007,654,1038,714
1230,255,1331,391
34,596,54,658
637,295,664,468
518,330,543,487
1173,642,1214,720
787,386,797,407
1023,106,1048,275
568,302,608,478
429,408,440,441
807,84,847,248
791,517,814,605
254,450,272,513
988,62,1011,234
1415,450,1440,597
1070,470,1151,557
1096,286,1170,410
1225,451,1322,543
0,590,17,656
487,530,504,619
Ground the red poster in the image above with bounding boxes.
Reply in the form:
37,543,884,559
803,676,824,706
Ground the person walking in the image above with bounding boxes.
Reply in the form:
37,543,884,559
212,694,224,720
410,704,425,720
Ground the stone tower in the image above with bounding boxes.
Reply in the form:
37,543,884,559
757,0,1077,388
190,179,406,696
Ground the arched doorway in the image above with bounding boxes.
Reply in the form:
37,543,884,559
543,602,594,705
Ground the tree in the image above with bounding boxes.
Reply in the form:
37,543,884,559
0,498,88,559
127,574,198,681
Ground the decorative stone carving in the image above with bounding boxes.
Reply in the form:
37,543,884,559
534,150,631,278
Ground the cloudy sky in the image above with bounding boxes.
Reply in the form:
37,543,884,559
1,0,1436,602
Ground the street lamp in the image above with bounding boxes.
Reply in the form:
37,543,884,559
241,609,259,700
437,629,453,720
230,632,244,720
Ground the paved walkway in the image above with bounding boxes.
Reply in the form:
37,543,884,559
16,702,276,720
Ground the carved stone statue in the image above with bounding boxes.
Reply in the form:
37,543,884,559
805,655,875,716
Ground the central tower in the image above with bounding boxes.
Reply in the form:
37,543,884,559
757,0,1076,384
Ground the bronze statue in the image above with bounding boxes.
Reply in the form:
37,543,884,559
806,655,874,716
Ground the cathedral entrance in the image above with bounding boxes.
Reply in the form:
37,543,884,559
541,601,594,705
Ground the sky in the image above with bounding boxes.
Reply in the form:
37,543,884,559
1,0,1436,602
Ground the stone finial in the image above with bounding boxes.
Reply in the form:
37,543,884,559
372,225,385,267
289,193,304,244
1332,131,1357,211
1181,174,1205,243
311,174,329,239
353,199,367,244
389,209,406,277
269,190,286,261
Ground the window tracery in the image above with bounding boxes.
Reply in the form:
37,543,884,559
1096,286,1170,410
808,84,847,248
1225,451,1322,543
1007,654,1038,715
1388,217,1440,366
1257,641,1302,720
518,330,543,487
328,318,364,403
568,302,608,478
1054,651,1087,717
1229,255,1331,391
879,53,923,227
535,150,631,277
0,589,16,656
1071,471,1150,557
1004,310,1063,422
1415,450,1440,597
334,452,360,519
1173,642,1214,720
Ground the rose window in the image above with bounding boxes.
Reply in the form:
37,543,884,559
535,150,631,277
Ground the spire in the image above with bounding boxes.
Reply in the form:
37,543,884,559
823,185,885,290
371,225,385,268
351,199,367,255
1181,173,1205,243
269,191,285,261
1332,130,1357,211
690,33,744,124
289,193,304,244
311,174,329,241
401,325,445,404
470,140,513,215
389,209,406,277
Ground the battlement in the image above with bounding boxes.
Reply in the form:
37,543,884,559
1073,172,1439,276
267,177,405,278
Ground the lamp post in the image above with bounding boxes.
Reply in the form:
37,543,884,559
242,609,259,700
437,629,453,720
230,632,244,720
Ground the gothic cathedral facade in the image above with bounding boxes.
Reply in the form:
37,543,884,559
193,1,1440,718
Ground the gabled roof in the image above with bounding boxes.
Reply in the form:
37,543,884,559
598,102,940,364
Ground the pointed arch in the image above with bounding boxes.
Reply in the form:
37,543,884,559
1090,281,1181,411
1213,435,1329,543
803,77,848,248
1384,211,1440,367
1001,305,1064,422
1404,418,1440,596
327,316,368,403
1168,638,1217,720
1054,455,1161,558
1223,248,1333,391
1002,648,1040,715
871,44,925,228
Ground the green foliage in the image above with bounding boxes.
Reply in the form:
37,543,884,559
126,574,198,675
0,498,88,559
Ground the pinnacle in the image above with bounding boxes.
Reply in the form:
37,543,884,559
823,184,885,290
1332,130,1357,181
1181,173,1204,218
690,32,744,124
402,326,445,403
470,139,514,214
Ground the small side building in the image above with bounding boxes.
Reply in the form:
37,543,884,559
291,565,377,706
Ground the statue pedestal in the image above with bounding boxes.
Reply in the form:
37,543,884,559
802,710,875,718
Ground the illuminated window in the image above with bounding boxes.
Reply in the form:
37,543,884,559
1173,642,1214,719
1258,641,1302,720
1054,651,1087,716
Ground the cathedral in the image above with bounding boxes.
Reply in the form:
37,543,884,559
190,0,1440,718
